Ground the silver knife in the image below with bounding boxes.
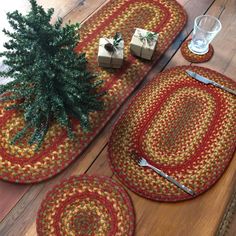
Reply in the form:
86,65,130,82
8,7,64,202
186,70,236,96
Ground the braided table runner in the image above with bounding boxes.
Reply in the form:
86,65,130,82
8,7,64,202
0,0,187,183
37,175,135,236
108,65,236,202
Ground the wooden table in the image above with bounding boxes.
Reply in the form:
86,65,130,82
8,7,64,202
0,0,235,235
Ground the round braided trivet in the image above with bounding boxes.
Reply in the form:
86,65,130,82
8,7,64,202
37,175,135,236
0,0,187,184
108,65,236,202
181,39,214,63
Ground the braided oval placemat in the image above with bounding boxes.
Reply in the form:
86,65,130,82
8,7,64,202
108,65,236,202
0,0,187,183
37,175,135,236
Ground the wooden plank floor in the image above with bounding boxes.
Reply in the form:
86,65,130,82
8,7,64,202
0,0,235,235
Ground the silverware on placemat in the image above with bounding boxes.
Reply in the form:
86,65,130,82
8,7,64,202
186,70,236,96
132,153,195,196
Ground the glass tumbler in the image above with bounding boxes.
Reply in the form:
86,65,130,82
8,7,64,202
188,15,222,55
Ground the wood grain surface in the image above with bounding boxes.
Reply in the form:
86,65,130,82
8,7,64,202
0,0,235,235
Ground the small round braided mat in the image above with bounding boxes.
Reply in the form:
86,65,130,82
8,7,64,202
37,175,135,236
181,39,214,63
108,65,236,202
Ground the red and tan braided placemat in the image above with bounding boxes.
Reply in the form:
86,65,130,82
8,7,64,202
37,175,135,236
108,65,236,202
0,0,187,183
181,39,214,63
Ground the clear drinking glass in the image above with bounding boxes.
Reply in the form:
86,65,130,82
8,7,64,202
188,15,222,55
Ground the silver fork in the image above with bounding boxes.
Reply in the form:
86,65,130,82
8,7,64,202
135,155,195,196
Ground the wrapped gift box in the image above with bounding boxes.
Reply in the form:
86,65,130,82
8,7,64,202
130,28,158,60
98,38,124,68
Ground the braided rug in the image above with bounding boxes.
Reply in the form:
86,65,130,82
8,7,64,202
108,65,236,202
0,0,187,183
37,175,135,236
181,39,214,63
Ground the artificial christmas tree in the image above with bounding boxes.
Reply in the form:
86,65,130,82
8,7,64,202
0,0,104,149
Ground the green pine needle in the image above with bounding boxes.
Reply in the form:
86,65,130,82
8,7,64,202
0,0,104,150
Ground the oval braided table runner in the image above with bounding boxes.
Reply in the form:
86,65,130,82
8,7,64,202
0,0,187,183
37,175,135,236
108,65,236,202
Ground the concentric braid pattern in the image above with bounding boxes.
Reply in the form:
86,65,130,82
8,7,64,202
37,175,135,236
108,65,236,201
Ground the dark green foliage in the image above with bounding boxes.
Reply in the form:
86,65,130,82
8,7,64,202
113,32,123,48
138,31,157,44
0,0,104,149
104,32,123,53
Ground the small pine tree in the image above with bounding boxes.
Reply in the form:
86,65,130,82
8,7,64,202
0,0,104,149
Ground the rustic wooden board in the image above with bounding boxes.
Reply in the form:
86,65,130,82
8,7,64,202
0,0,236,235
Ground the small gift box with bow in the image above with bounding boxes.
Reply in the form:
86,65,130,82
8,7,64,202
130,28,159,60
98,33,124,68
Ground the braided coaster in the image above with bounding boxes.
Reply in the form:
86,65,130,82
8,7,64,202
37,175,135,236
181,39,214,63
108,65,236,202
0,0,187,183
